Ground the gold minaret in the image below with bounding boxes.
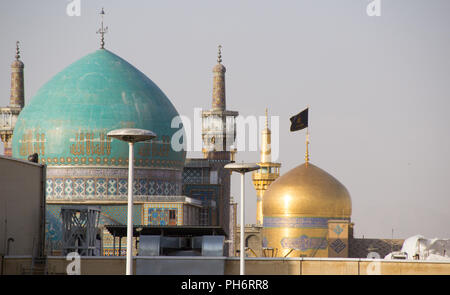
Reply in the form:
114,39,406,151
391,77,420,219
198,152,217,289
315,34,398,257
252,109,281,225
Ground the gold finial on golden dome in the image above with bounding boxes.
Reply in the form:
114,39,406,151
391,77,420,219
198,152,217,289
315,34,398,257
15,41,20,60
217,45,222,63
96,8,108,49
305,105,310,167
305,130,310,167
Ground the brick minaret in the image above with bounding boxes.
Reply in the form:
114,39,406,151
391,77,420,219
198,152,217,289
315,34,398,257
201,45,239,240
1,41,24,156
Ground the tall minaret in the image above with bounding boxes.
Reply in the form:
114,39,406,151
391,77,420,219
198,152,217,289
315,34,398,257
1,41,25,156
212,45,226,110
202,45,238,161
10,41,25,108
252,109,281,225
201,45,239,242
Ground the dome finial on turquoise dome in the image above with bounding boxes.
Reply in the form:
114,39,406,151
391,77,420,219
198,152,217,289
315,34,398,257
96,7,108,49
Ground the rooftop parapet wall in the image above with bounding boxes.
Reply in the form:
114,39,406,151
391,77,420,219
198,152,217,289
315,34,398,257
2,256,449,275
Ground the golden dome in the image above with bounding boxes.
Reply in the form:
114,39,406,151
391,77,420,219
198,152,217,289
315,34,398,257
263,162,351,218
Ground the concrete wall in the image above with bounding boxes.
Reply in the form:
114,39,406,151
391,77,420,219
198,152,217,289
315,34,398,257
227,258,450,275
47,256,128,275
0,156,45,257
2,256,450,275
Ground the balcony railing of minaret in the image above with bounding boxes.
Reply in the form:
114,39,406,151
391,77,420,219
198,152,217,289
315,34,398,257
0,109,13,130
252,172,280,180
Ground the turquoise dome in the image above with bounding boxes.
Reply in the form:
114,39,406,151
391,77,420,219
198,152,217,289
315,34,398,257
12,49,185,169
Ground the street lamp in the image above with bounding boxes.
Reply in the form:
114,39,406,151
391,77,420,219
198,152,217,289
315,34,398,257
107,128,156,275
224,162,260,275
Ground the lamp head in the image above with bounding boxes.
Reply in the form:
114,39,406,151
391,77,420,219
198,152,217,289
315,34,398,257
107,128,156,143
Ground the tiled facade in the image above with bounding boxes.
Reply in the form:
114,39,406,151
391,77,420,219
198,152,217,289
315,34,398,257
46,177,180,199
183,183,221,226
45,167,182,200
182,167,210,184
143,203,183,225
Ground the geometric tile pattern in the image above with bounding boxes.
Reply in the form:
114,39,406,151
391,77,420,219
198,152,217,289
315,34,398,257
46,177,180,199
108,179,117,195
143,203,182,225
182,168,204,184
147,208,171,225
86,178,95,196
46,179,53,195
138,179,147,195
263,217,351,229
333,224,344,236
329,239,346,253
280,235,328,251
64,179,73,195
74,178,85,197
96,178,107,197
118,178,127,195
54,178,63,198
40,156,185,170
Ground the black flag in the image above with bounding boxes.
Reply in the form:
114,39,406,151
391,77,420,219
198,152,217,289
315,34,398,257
290,108,308,132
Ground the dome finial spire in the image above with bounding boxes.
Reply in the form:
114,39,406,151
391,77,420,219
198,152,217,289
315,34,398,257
305,130,310,166
305,105,310,167
15,41,20,60
96,7,108,49
265,107,269,129
217,44,222,63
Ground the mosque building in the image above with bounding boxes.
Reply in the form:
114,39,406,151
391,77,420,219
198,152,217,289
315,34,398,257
237,111,402,259
11,46,189,254
1,10,238,255
0,11,408,261
236,111,352,258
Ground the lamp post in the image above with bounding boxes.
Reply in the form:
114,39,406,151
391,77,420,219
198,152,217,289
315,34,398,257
107,128,156,275
224,162,260,275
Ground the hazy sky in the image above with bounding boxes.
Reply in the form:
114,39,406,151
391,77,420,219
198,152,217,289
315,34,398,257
1,0,449,239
